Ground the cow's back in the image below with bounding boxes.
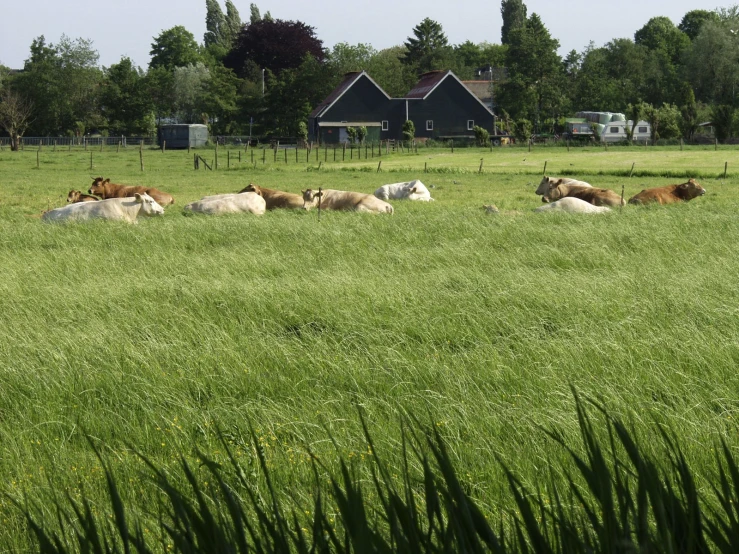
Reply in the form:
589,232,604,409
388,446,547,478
628,185,679,205
42,198,136,223
184,192,266,215
375,180,433,202
535,197,611,214
145,187,175,206
567,186,624,207
322,190,393,213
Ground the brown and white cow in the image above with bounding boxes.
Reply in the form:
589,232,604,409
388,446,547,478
535,175,592,196
543,179,624,207
239,184,304,210
67,190,100,203
628,179,706,205
301,189,394,214
42,194,165,223
88,177,175,207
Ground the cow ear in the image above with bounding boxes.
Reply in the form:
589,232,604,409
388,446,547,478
104,178,110,183
134,193,142,200
301,189,306,194
316,191,324,197
409,187,417,193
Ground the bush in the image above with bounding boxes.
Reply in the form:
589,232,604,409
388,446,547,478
513,119,532,143
473,125,490,146
402,120,415,143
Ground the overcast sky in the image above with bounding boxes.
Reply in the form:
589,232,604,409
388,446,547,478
0,0,727,70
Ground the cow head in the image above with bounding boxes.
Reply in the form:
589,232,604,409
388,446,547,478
536,175,558,196
301,189,323,211
67,190,81,203
89,177,107,196
240,183,261,196
134,193,165,217
542,179,566,203
678,179,706,200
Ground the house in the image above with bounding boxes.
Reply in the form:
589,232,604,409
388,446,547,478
308,70,496,144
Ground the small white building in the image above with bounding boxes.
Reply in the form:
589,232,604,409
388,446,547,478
600,120,651,143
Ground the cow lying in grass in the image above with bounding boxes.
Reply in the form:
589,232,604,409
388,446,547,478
543,179,624,207
374,180,434,202
42,193,164,223
89,177,175,207
67,190,100,203
239,184,303,210
301,189,394,214
628,179,706,205
534,197,611,214
535,175,592,197
183,192,266,215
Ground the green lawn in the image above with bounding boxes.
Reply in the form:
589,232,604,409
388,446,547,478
0,143,737,548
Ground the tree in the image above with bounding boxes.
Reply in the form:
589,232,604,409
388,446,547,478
366,46,417,97
625,101,647,140
634,16,690,64
327,43,377,76
679,86,698,141
173,63,211,122
679,9,720,40
402,119,415,143
473,125,489,146
149,26,202,70
501,0,527,45
99,57,154,135
513,118,532,142
0,89,33,150
224,1,242,45
225,19,324,78
402,18,453,73
712,104,735,142
685,19,739,105
249,3,272,24
497,13,564,128
204,0,227,47
346,126,357,144
356,126,367,144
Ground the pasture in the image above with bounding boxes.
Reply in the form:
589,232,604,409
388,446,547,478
0,144,738,549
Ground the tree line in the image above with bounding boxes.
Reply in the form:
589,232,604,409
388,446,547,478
0,1,736,150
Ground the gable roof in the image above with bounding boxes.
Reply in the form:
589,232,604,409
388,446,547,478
404,70,450,99
405,70,495,115
309,71,391,119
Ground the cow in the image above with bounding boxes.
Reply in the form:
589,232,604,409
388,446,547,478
628,179,706,205
89,177,175,207
301,189,394,214
543,179,624,207
373,180,434,202
67,190,100,203
42,193,165,223
534,197,611,214
238,184,304,210
535,175,592,196
183,192,266,215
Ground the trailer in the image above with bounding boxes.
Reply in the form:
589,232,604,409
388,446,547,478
600,120,651,143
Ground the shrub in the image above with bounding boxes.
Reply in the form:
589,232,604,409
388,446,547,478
402,120,415,143
473,125,490,146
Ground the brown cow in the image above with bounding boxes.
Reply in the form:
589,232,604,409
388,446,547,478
543,179,624,207
628,179,706,205
88,177,175,207
67,190,100,203
239,184,303,210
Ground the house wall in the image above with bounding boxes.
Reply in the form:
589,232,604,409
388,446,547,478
408,79,495,139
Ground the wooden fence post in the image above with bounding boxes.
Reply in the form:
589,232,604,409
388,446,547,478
724,161,728,179
162,140,166,153
139,149,144,172
479,158,484,173
543,160,547,175
377,161,382,172
90,152,93,170
37,149,40,168
629,162,635,178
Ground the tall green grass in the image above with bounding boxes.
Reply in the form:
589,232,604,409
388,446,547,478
0,146,738,550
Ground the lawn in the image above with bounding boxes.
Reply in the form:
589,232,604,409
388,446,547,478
0,143,737,549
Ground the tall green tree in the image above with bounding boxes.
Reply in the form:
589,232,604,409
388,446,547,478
497,13,564,128
501,0,527,45
402,18,453,73
149,26,203,70
100,57,154,135
204,0,227,47
685,19,739,105
224,1,242,45
366,46,417,97
679,9,720,40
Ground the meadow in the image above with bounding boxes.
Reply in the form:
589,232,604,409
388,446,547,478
0,142,738,550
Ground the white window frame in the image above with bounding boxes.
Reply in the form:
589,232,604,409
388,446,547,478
381,120,389,131
467,120,474,130
426,120,433,131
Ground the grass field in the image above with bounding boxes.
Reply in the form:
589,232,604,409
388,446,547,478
1,143,738,549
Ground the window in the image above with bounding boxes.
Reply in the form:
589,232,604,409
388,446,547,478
467,120,474,130
638,126,647,133
610,127,619,133
426,120,433,131
382,120,388,131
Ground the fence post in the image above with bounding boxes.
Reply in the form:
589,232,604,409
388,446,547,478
377,161,382,172
543,160,547,175
451,139,454,153
117,141,121,153
262,148,266,164
629,162,635,178
424,162,427,173
54,140,57,152
215,147,219,169
100,140,103,152
724,161,728,179
228,150,231,169
285,148,287,164
37,149,40,168
479,158,483,173
343,144,346,161
162,140,166,153
90,152,93,170
139,149,144,172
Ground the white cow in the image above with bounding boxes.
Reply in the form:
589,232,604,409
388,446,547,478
302,189,393,214
42,193,165,223
534,197,611,214
183,192,266,215
374,180,434,202
535,175,592,196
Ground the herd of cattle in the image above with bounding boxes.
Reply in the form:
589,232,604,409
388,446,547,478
39,175,706,223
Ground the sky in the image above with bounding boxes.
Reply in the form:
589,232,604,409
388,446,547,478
0,0,727,70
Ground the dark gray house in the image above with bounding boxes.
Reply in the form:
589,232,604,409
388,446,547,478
308,70,496,144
